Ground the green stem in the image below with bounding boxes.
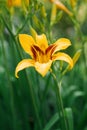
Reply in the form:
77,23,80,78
51,72,68,130
42,74,51,102
15,15,30,36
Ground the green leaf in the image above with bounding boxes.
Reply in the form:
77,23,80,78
43,113,59,130
65,108,74,130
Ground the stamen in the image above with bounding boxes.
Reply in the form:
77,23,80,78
33,45,44,54
31,46,37,61
46,44,57,55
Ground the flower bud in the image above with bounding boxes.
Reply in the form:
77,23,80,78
50,3,57,26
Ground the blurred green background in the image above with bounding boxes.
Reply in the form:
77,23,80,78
0,0,87,130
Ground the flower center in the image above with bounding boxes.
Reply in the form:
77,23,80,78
31,45,51,63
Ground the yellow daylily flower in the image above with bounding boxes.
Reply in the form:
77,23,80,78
15,33,73,78
50,0,73,16
7,0,29,7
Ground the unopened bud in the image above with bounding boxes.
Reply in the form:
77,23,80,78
30,26,37,40
50,3,57,26
62,49,81,75
41,5,47,18
50,0,73,16
73,49,81,65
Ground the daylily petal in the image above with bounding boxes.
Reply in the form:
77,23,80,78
52,52,73,68
13,0,21,6
7,0,13,7
52,38,71,54
15,59,35,78
36,34,48,52
35,60,52,77
50,0,73,16
7,0,21,7
19,34,36,58
7,0,29,7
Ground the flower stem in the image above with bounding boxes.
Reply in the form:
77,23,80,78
15,15,30,36
51,72,68,130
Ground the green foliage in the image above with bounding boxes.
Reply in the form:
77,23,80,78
0,0,87,130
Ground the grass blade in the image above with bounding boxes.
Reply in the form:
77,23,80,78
65,108,74,130
43,113,59,130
